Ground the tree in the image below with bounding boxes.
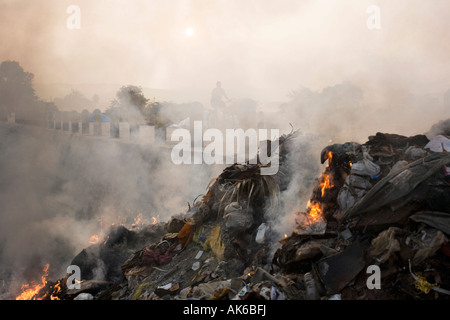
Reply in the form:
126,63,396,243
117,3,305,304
0,60,58,122
54,90,93,112
106,85,149,124
111,85,148,113
0,60,37,116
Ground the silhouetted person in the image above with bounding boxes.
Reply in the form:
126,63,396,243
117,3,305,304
210,81,231,126
211,81,230,109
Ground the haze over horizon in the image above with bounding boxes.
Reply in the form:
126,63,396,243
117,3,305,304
1,0,450,109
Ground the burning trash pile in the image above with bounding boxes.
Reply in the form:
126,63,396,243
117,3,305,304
275,129,450,300
13,121,450,301
14,264,62,300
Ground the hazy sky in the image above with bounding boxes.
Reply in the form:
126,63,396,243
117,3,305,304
1,0,450,104
2,1,450,292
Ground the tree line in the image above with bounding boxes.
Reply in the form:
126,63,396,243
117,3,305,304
0,60,177,127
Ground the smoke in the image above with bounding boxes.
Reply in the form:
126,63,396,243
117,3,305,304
2,0,450,105
1,0,450,296
260,78,448,241
0,123,223,296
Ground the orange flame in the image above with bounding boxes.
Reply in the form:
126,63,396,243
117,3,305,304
16,264,49,300
89,234,99,245
327,151,333,167
306,200,322,222
319,173,334,197
151,216,159,225
50,280,61,300
132,213,143,228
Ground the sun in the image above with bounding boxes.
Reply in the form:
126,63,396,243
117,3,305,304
185,27,195,37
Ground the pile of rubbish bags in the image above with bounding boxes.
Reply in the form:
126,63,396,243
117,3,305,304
50,122,450,300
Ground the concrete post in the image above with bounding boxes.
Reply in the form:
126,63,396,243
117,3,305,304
119,122,130,140
7,113,15,123
58,113,63,130
89,122,95,135
55,116,62,130
48,113,54,129
101,122,111,138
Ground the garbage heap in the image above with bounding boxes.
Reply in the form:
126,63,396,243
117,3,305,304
55,131,301,300
48,125,450,300
274,131,450,300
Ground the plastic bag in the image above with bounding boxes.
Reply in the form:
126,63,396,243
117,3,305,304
337,174,372,211
351,156,380,178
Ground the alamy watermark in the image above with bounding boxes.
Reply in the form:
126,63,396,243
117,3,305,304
66,265,81,289
170,121,280,175
367,5,381,30
64,5,380,31
66,5,81,30
366,265,381,289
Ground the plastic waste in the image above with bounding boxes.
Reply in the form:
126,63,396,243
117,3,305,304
251,267,278,284
337,174,372,211
205,225,225,260
184,206,200,225
192,261,201,271
195,250,204,260
340,228,353,241
369,227,402,263
224,202,242,214
158,283,172,290
424,135,450,152
405,146,427,161
270,286,285,300
350,152,380,178
232,284,250,300
342,152,450,220
409,260,450,296
74,293,94,300
304,272,319,300
391,160,409,172
155,282,180,297
255,223,268,244
224,210,253,232
409,211,450,235
409,228,447,265
259,287,271,300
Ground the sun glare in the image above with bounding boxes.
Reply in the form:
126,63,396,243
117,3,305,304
185,27,194,37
